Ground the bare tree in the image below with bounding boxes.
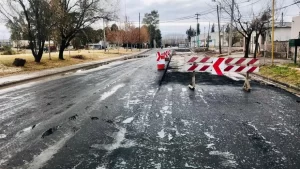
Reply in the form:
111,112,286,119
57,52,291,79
252,10,271,58
0,0,54,62
222,1,271,58
50,0,117,60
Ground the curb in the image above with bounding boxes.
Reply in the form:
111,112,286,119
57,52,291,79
252,73,300,92
159,51,174,86
0,49,150,88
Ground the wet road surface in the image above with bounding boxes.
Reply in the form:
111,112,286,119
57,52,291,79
1,50,300,169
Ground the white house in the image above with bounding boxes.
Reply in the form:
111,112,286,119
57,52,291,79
190,32,230,48
291,16,300,39
272,22,291,41
88,41,109,49
0,39,12,47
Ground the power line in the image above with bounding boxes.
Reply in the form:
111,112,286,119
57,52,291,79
124,10,217,24
275,1,300,11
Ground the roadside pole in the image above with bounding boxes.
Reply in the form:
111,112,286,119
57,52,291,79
217,5,222,54
271,0,275,65
103,18,107,53
196,13,200,47
228,0,234,55
208,22,210,48
139,13,141,51
204,27,206,47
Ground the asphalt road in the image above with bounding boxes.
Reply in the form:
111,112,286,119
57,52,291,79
1,49,300,169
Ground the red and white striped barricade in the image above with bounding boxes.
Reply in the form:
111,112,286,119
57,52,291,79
185,56,259,74
157,52,165,70
184,56,260,91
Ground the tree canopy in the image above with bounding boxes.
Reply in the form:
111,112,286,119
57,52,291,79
142,10,161,48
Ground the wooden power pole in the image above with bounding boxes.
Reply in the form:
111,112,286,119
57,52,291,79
217,5,222,54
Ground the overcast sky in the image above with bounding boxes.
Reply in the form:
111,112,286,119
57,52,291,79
0,0,299,39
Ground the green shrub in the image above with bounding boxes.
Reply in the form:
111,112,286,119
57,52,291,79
1,46,16,55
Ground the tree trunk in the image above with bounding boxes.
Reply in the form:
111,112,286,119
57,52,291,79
244,37,251,58
29,41,44,63
254,34,260,58
59,40,66,60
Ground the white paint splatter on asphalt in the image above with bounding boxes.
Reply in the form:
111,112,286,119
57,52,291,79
185,163,198,168
122,117,134,124
168,133,173,141
204,132,215,139
0,134,7,139
157,129,165,139
209,151,238,168
91,127,135,151
154,163,161,169
206,143,215,149
100,84,125,101
158,147,167,151
27,134,73,169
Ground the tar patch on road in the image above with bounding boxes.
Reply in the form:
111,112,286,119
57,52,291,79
163,72,244,86
41,126,61,138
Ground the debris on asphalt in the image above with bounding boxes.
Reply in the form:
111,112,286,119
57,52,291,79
66,103,74,109
72,127,80,132
106,119,114,124
69,114,78,121
41,126,61,138
32,124,36,129
91,117,99,120
47,103,51,106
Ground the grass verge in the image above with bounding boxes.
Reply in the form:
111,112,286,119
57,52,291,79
0,48,140,77
259,65,300,87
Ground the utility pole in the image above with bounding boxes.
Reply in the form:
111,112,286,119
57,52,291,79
272,0,275,65
139,13,141,51
222,25,225,47
195,13,200,47
103,18,107,52
208,22,210,48
281,12,283,26
204,27,206,47
217,5,222,54
229,0,234,55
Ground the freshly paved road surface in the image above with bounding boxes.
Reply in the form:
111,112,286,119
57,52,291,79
0,49,300,169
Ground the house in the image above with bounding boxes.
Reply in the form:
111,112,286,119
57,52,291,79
88,41,109,49
291,16,300,39
0,39,12,47
190,32,236,48
272,22,291,41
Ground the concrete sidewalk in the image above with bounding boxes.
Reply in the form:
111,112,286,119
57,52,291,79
0,49,150,87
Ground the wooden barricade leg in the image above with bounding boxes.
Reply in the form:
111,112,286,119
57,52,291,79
243,72,251,92
189,71,196,91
